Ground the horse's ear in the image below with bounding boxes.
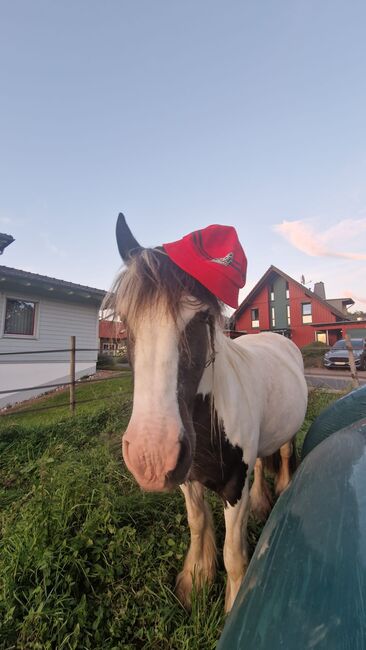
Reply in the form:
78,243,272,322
116,213,143,263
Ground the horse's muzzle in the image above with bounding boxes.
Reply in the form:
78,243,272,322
122,426,193,492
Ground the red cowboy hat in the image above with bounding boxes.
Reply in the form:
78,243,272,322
163,224,247,308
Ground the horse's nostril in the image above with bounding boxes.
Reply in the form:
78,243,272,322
166,435,192,486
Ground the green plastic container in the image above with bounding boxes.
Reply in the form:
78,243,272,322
217,420,366,649
302,384,366,458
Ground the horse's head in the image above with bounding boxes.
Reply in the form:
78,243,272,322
109,214,222,492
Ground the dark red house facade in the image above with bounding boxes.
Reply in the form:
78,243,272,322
99,320,127,354
231,266,366,348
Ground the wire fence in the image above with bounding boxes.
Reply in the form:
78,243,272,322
0,338,362,420
0,338,131,419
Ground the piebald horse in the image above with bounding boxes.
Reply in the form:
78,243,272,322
108,214,308,612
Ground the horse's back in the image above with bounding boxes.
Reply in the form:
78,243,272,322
232,332,307,456
233,332,302,368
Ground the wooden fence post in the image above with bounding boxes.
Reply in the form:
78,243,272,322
70,335,76,414
344,332,360,390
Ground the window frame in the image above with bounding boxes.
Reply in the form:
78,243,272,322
271,306,276,327
302,302,312,324
2,297,39,339
315,330,328,344
251,308,260,329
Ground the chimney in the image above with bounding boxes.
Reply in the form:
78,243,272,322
313,281,326,299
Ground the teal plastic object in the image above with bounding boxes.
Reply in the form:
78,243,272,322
217,420,366,650
302,384,366,459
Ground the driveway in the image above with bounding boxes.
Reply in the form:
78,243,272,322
305,367,366,390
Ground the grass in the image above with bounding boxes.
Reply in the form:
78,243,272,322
0,384,340,649
0,372,132,428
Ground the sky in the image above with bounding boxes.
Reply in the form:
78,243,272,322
1,0,366,311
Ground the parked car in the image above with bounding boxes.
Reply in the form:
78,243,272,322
323,338,366,370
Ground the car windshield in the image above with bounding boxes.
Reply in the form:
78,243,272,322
332,339,364,350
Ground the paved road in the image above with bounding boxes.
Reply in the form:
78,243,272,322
305,367,366,390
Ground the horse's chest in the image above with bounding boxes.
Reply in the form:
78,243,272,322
189,394,248,506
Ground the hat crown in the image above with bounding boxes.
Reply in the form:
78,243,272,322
163,224,247,308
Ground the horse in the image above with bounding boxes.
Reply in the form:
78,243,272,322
107,214,308,612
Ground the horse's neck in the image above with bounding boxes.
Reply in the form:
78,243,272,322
198,327,244,399
198,327,258,452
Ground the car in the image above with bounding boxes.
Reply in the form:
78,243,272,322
323,338,366,370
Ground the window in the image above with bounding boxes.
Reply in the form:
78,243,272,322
271,307,276,327
287,304,291,325
286,282,290,299
315,331,327,344
302,302,312,324
4,299,37,336
270,284,274,301
251,308,259,328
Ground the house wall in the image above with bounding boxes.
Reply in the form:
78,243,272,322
0,290,100,407
234,276,343,348
287,280,337,347
235,285,270,333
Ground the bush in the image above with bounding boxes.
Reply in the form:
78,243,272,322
97,353,129,369
301,341,329,368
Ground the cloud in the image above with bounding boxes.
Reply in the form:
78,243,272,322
274,218,366,261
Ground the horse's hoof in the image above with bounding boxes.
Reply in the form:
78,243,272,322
175,570,193,609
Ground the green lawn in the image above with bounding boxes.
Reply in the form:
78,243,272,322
0,385,340,650
0,372,133,428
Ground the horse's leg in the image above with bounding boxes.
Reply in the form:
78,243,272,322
275,441,293,495
250,458,273,521
223,481,250,612
176,481,216,608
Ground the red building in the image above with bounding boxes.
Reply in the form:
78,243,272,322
99,320,127,355
231,266,366,348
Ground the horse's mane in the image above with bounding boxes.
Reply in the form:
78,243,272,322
104,247,223,330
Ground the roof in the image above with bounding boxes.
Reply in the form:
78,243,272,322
0,265,106,304
309,319,366,327
99,320,127,339
232,265,348,324
326,298,355,312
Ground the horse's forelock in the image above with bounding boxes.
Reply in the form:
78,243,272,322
105,248,222,331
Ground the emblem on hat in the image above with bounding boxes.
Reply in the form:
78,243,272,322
211,252,234,267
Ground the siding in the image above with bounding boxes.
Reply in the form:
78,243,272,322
288,280,337,347
271,276,288,329
0,290,99,362
0,289,100,406
234,273,349,348
235,285,270,334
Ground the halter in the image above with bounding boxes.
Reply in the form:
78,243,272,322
205,314,216,368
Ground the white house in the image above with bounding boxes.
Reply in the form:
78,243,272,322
0,264,106,407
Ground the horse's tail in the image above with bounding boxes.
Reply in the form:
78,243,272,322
262,438,298,477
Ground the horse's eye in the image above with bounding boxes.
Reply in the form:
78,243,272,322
201,310,210,323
